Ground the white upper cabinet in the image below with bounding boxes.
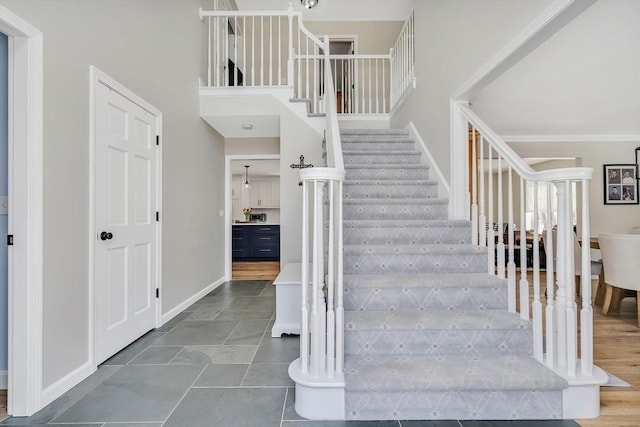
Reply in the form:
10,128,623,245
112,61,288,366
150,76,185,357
249,177,280,208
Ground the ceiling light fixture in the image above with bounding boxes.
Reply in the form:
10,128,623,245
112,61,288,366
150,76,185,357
301,0,318,9
241,123,253,130
244,165,250,189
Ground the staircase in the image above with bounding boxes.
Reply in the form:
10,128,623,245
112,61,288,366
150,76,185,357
339,129,568,420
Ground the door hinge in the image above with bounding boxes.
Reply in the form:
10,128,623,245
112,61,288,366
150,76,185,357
156,211,160,222
156,288,160,298
156,135,160,146
7,235,13,246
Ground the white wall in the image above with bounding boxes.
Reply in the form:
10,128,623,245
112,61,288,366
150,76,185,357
509,140,640,235
390,0,554,181
470,0,640,137
0,0,224,389
201,94,323,265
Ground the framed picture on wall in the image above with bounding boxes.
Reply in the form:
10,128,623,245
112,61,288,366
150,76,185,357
603,164,639,205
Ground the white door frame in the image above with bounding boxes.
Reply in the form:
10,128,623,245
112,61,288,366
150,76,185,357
89,66,163,367
0,5,44,417
224,154,280,280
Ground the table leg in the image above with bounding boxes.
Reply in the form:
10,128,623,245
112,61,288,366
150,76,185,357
594,267,606,306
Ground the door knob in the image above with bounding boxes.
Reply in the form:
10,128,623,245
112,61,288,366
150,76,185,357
100,231,113,241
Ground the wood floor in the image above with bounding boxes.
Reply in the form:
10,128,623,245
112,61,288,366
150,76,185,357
577,296,640,427
232,261,280,280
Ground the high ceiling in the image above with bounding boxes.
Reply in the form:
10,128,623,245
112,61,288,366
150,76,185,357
235,0,413,22
471,0,640,138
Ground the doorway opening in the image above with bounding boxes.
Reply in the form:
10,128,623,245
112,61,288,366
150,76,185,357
225,154,280,281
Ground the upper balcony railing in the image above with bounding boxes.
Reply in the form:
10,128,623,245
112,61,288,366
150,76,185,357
199,8,415,116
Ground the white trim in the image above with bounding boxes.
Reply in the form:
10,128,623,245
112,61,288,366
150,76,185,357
224,154,280,281
503,134,640,144
452,0,597,101
89,66,163,370
39,361,93,409
388,78,415,117
406,122,449,199
0,5,44,416
160,277,225,325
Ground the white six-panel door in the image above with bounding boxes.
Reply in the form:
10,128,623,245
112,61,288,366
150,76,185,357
94,80,158,365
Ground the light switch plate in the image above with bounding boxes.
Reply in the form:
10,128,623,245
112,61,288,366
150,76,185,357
219,209,224,217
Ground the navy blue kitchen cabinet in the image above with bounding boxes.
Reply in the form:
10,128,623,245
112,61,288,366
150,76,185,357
232,225,280,261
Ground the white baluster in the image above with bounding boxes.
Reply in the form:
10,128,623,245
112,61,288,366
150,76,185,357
234,16,238,86
269,16,273,85
326,180,335,377
479,136,486,247
368,58,372,114
487,146,495,274
471,128,478,245
300,178,309,374
497,156,505,279
545,183,556,369
278,17,282,85
251,16,255,85
507,166,515,312
563,180,577,377
531,181,543,362
287,13,293,87
519,177,530,320
554,181,567,370
310,179,323,377
207,17,212,86
375,58,379,114
336,179,344,373
243,17,247,86
580,179,593,375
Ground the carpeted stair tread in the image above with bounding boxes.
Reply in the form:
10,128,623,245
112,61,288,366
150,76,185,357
344,309,529,331
343,219,470,228
344,354,567,392
343,273,506,289
341,129,409,136
345,163,428,170
343,179,438,186
344,198,448,205
344,243,485,255
341,136,415,143
343,150,418,155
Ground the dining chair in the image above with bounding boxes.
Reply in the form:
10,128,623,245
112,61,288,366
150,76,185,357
598,233,640,327
542,228,602,297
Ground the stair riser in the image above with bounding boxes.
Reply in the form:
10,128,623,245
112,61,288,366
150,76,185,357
342,141,416,151
344,329,533,356
345,390,563,420
343,287,508,311
345,168,430,181
344,153,422,165
343,252,487,274
344,203,448,221
344,184,438,199
343,225,471,245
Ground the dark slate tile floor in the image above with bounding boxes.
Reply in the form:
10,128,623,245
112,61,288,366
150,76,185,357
0,280,581,427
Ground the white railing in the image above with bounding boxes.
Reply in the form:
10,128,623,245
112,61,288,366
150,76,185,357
455,102,596,379
320,55,390,115
297,35,345,385
200,8,415,116
390,10,415,109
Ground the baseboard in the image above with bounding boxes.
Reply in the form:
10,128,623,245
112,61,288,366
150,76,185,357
406,121,450,198
160,276,225,325
0,370,6,389
40,361,94,409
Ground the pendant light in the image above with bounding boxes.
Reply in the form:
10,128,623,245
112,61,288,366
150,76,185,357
301,0,318,9
244,165,250,189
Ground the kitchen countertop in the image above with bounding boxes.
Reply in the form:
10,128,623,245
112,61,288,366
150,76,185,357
233,222,280,226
